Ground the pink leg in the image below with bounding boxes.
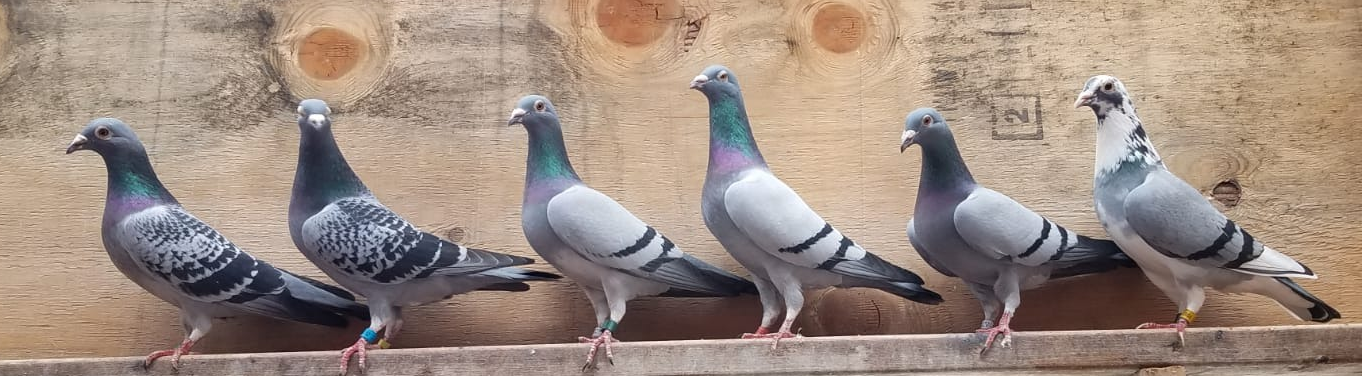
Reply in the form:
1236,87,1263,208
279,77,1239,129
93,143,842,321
1136,319,1190,347
976,313,1013,354
579,330,618,371
143,338,196,370
741,319,797,349
338,338,369,376
740,326,771,338
1136,309,1195,347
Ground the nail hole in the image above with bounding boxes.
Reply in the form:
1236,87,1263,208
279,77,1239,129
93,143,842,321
1212,179,1242,208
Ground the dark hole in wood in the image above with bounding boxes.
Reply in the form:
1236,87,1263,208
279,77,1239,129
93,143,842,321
1212,179,1242,208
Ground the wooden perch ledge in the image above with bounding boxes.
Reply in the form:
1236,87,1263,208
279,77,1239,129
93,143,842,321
3,324,1359,375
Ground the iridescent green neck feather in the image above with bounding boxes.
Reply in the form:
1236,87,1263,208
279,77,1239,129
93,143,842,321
526,123,580,183
707,92,766,171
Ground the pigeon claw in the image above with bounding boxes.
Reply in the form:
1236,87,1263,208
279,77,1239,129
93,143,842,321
1136,320,1189,348
975,324,1013,354
143,339,195,371
142,349,174,371
580,330,617,371
742,330,797,350
338,338,370,376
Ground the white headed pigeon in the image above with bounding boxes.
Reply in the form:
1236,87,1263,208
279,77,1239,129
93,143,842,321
1075,75,1339,345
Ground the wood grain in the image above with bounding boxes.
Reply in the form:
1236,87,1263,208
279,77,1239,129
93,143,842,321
0,0,1358,361
1,325,1359,375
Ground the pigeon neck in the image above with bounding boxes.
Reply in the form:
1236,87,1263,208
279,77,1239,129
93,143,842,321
706,93,766,173
294,128,369,206
917,129,976,192
524,122,581,184
1094,104,1161,181
102,147,177,206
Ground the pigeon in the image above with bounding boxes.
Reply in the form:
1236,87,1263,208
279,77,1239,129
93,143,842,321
508,95,758,369
689,65,944,348
1075,75,1340,344
898,107,1136,353
64,118,369,370
288,99,562,375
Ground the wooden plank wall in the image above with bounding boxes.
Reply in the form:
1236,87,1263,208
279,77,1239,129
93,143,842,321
0,0,1358,360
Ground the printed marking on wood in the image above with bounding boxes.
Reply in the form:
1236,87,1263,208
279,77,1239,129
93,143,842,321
990,94,1042,140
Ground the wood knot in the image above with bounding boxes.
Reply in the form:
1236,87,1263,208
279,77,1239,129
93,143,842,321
298,28,366,81
1212,179,1242,208
443,227,467,243
595,0,679,47
266,2,392,106
810,3,865,53
781,0,898,85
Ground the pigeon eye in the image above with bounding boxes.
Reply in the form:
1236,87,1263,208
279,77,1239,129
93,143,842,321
1103,83,1114,91
922,116,933,126
717,71,729,81
534,101,546,112
95,127,112,140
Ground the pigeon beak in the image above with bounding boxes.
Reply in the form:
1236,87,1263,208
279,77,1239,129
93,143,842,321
689,75,708,90
507,108,527,126
1074,92,1095,108
307,114,327,128
65,134,88,154
899,130,917,153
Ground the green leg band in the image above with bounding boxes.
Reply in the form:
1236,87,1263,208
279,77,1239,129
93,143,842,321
601,319,618,332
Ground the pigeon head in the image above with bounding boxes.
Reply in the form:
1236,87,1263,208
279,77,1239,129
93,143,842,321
689,64,741,99
295,99,333,130
1074,75,1132,118
66,118,145,156
507,94,559,128
900,108,947,153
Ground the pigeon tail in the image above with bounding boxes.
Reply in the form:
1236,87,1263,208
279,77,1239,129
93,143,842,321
863,280,945,305
1271,277,1341,323
828,252,926,285
251,289,367,328
654,254,759,297
280,271,370,321
472,269,562,292
1049,235,1139,279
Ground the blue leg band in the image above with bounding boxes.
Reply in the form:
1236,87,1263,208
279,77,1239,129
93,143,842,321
361,328,378,344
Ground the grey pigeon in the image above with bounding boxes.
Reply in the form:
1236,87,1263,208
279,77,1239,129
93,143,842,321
689,65,944,348
899,108,1136,352
508,95,758,369
1076,75,1339,344
288,99,562,375
65,118,369,370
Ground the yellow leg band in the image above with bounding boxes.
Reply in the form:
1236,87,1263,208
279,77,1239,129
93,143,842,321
377,339,391,349
1178,309,1197,324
